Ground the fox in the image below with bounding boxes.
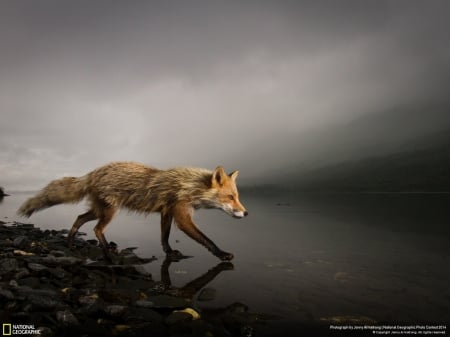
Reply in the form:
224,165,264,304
18,162,248,261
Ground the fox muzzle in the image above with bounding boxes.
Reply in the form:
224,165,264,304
232,210,248,218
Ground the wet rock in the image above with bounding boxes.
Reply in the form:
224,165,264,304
16,288,65,309
125,307,163,324
13,235,30,248
0,239,13,247
165,311,193,325
78,293,99,305
120,253,141,265
15,222,35,229
104,304,128,317
46,267,68,279
87,246,104,260
32,255,84,267
15,268,30,279
113,325,131,334
56,310,79,326
9,279,19,288
174,307,201,320
28,294,63,310
56,256,84,266
0,258,19,275
121,246,138,253
18,277,41,288
0,288,14,300
135,300,155,308
49,250,66,257
28,262,48,272
13,249,35,256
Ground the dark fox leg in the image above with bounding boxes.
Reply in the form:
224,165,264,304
68,210,97,248
160,212,183,258
174,204,233,261
93,207,117,255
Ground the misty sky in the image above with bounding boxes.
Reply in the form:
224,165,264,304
1,1,450,190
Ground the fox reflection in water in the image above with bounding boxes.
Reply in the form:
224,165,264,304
160,258,234,298
158,258,257,329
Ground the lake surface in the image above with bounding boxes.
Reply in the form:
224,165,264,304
1,192,449,334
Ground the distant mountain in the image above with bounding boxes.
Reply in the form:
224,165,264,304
289,129,450,192
241,100,450,192
287,100,450,173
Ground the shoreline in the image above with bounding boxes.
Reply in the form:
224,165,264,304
0,221,272,337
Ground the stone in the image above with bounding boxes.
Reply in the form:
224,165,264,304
13,249,35,256
174,307,201,320
28,262,48,272
28,294,63,309
104,304,128,317
0,288,14,300
18,277,41,288
165,311,193,325
13,235,29,248
134,300,155,308
0,258,19,275
56,310,79,326
121,253,141,265
15,268,31,279
49,250,66,257
46,267,68,279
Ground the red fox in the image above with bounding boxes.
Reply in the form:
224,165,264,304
18,162,248,261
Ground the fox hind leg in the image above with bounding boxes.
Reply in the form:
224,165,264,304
93,207,117,253
67,210,97,248
161,211,184,258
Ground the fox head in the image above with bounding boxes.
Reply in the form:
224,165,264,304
210,166,248,219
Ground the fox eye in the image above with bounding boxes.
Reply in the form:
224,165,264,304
228,195,234,201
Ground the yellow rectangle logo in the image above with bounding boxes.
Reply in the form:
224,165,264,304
2,323,12,336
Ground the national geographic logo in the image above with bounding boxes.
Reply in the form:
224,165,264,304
2,324,11,336
2,324,41,335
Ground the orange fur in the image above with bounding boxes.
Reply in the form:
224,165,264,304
18,162,248,260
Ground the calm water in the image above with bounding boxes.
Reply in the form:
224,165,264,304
1,192,449,329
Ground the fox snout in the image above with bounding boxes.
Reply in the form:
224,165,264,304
233,210,249,218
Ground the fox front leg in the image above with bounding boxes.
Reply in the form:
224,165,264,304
173,204,234,261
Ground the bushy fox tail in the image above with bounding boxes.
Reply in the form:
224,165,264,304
18,176,88,217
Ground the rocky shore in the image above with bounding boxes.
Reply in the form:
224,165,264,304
0,221,266,337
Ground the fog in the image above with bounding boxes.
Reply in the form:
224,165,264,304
1,1,450,190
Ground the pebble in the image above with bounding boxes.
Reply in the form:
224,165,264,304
13,235,29,248
28,262,48,272
104,304,128,317
56,309,79,326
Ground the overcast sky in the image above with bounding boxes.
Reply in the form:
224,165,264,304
1,1,450,190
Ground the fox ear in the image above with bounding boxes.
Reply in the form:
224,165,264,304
229,170,239,181
212,166,227,186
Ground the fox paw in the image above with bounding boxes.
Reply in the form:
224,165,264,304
216,251,234,261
